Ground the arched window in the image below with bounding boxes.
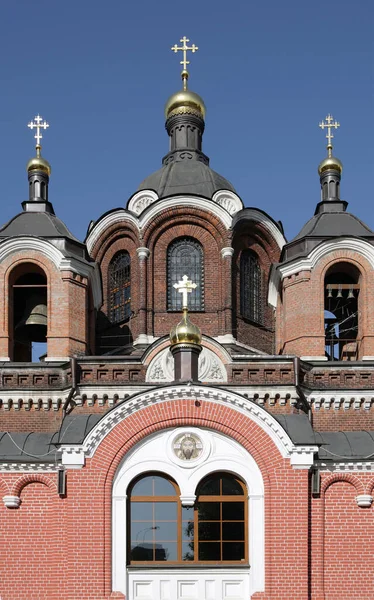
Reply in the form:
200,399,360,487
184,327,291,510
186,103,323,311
240,250,262,323
128,472,247,564
167,238,204,311
324,262,360,361
108,252,131,323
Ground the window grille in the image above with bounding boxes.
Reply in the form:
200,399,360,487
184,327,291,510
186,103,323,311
108,252,131,323
167,238,204,311
240,250,262,324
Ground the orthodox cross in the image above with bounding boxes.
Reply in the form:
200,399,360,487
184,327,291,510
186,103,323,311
319,114,340,157
174,275,197,310
28,114,49,149
171,36,198,90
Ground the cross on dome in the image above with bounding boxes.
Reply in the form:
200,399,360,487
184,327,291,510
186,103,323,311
28,114,49,149
319,114,340,158
173,275,197,309
171,36,199,90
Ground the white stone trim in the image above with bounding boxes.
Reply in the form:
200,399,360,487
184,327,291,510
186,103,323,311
3,495,21,508
300,356,328,361
308,394,374,411
0,237,102,309
214,334,237,344
356,494,373,508
133,334,159,346
136,246,151,260
61,449,85,469
237,209,286,250
279,237,374,279
220,246,234,258
112,427,264,597
60,385,295,461
128,190,159,215
0,463,58,472
316,461,374,472
362,356,374,361
212,190,243,215
290,446,318,469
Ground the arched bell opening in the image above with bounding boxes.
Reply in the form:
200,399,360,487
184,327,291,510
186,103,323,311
324,262,361,361
10,263,48,362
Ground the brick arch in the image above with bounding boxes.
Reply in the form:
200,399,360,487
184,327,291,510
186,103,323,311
365,478,374,495
84,399,298,597
143,206,228,249
321,472,364,495
12,473,57,498
92,222,140,264
0,477,10,496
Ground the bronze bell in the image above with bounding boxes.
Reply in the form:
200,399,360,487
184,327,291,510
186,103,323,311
15,294,47,342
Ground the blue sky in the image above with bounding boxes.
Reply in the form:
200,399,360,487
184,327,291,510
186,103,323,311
0,0,373,241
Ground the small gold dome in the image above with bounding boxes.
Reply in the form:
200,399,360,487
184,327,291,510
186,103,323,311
170,309,202,346
165,89,206,119
27,155,51,176
318,155,343,175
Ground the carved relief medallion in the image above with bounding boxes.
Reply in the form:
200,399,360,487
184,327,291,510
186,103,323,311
172,432,203,462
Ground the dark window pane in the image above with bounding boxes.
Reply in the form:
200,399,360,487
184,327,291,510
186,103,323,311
154,522,177,542
198,542,221,561
222,502,244,520
155,542,177,561
182,521,194,540
199,476,220,495
222,522,244,541
154,477,176,496
167,238,204,311
198,522,220,541
131,521,154,541
240,250,262,324
131,502,153,521
198,502,220,520
131,477,153,496
182,542,194,561
222,542,245,561
222,475,244,495
131,543,154,561
108,252,131,323
155,502,177,521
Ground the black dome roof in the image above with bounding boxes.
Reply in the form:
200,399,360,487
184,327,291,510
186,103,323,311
137,159,236,199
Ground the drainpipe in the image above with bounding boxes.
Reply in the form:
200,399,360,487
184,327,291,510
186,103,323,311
293,356,312,422
62,356,77,416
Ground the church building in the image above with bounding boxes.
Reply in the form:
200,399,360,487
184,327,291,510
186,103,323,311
1,38,374,600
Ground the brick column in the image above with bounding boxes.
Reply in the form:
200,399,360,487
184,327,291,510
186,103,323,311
220,247,235,341
135,247,150,345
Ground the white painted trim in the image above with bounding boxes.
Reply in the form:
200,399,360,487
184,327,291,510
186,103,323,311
356,494,373,507
279,237,374,279
0,237,102,309
3,495,21,508
136,247,151,260
133,334,159,346
237,209,286,250
221,246,234,258
66,385,295,460
300,356,328,361
362,356,374,361
112,428,264,597
317,461,374,472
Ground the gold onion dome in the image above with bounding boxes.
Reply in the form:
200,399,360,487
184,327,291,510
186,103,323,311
26,152,51,176
318,155,343,175
170,309,202,346
165,89,206,120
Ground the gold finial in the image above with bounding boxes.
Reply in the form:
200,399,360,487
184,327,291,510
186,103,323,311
26,115,51,175
318,114,343,175
171,36,199,91
170,275,201,346
319,114,340,158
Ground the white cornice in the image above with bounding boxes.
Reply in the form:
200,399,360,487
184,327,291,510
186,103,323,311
61,385,297,461
279,237,374,279
236,209,286,251
0,237,102,309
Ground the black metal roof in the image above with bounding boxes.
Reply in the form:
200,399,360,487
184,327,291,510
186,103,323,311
137,160,236,199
